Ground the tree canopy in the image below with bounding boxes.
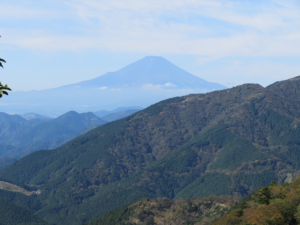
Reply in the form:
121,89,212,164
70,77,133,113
0,36,12,98
0,58,5,68
0,58,11,98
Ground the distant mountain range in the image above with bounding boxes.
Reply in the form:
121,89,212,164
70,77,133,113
0,56,226,117
0,107,141,168
0,111,106,161
0,106,141,169
1,76,300,224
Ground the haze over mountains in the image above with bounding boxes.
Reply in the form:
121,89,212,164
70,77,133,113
0,111,106,162
21,113,53,121
0,107,142,168
1,56,226,117
93,106,142,118
1,76,300,224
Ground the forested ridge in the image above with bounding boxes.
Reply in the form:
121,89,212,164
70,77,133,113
2,76,300,224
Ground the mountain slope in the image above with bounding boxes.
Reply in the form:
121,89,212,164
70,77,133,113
2,77,300,224
0,197,50,225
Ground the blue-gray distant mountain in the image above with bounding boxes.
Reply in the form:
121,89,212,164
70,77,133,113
1,56,226,117
0,111,106,162
0,108,141,167
67,56,225,90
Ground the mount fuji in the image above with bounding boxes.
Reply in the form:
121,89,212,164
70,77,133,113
1,56,226,117
65,56,224,90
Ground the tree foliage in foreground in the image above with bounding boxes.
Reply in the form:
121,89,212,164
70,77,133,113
213,177,300,225
85,195,239,225
0,81,11,98
1,37,12,98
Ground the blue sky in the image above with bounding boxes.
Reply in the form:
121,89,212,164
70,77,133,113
1,0,300,91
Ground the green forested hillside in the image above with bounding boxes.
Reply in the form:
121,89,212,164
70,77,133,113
0,197,50,225
2,77,300,224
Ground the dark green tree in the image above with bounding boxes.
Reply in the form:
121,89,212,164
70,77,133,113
255,186,271,205
0,36,12,98
0,58,5,68
0,58,11,98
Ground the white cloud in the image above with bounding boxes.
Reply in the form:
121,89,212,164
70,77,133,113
143,83,177,89
164,82,177,87
98,86,108,90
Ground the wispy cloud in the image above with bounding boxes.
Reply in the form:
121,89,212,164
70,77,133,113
1,0,300,58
